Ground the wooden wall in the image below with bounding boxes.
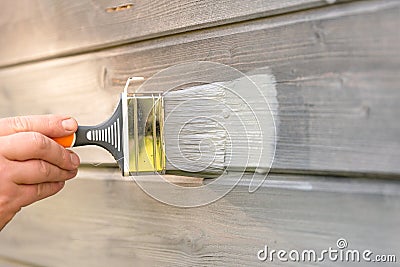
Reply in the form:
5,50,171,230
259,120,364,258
0,0,399,266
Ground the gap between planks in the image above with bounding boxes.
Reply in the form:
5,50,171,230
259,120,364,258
76,166,400,196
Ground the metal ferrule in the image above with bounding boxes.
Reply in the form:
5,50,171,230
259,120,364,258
122,78,166,175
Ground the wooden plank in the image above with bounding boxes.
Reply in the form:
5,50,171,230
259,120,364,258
0,0,346,67
0,168,399,266
0,257,39,267
0,0,399,175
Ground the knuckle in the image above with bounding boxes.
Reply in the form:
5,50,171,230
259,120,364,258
60,148,68,163
31,132,48,150
36,183,45,197
47,116,58,130
35,183,60,199
38,160,51,177
54,147,69,170
11,116,31,132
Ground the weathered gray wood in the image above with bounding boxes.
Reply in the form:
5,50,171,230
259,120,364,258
0,0,399,175
0,169,399,266
0,257,37,267
0,0,346,67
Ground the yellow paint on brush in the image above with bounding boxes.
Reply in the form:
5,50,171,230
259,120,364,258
129,136,164,173
126,94,165,174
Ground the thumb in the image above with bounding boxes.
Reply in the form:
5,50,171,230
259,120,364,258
0,115,78,138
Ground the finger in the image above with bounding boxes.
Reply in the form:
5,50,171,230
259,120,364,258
0,182,21,230
0,115,77,137
0,132,80,170
16,182,65,207
7,159,78,184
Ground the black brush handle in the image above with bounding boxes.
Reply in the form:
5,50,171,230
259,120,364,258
57,98,125,172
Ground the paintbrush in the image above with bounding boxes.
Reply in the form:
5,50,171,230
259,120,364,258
53,78,228,176
53,73,275,177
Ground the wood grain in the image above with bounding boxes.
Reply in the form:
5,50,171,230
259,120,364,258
0,257,38,267
0,169,399,266
0,0,399,175
0,0,346,67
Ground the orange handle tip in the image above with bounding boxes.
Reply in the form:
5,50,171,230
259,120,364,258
53,134,75,148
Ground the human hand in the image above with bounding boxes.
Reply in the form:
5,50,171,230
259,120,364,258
0,115,80,230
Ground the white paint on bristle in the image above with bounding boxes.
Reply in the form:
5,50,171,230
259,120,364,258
224,73,278,174
163,71,278,175
164,84,227,173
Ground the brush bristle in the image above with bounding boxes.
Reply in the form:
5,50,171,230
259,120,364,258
164,84,227,173
163,73,277,176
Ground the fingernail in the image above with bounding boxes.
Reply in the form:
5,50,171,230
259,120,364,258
62,118,76,131
70,152,80,167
